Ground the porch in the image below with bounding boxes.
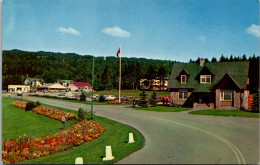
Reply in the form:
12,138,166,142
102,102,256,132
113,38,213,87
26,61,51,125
192,92,215,110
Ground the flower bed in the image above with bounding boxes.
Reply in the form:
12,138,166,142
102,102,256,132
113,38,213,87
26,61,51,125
12,101,75,122
107,100,132,104
2,120,105,164
12,100,27,109
32,106,75,121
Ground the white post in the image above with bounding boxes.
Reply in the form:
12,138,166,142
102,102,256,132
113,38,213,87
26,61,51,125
128,133,135,143
103,146,114,161
75,157,83,164
119,45,121,103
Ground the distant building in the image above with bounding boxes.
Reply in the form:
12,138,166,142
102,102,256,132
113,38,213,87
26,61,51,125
140,77,169,90
56,79,73,87
37,83,67,92
24,78,44,87
8,85,30,93
168,59,250,110
68,82,92,92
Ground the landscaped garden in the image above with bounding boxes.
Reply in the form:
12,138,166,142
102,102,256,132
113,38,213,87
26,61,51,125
2,97,144,164
189,110,259,118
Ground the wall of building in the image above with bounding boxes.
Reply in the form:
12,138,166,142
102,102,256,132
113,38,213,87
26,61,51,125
170,91,192,106
241,90,249,109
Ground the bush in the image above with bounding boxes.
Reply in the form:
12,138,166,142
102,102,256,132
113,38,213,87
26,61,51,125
150,90,157,107
252,92,259,113
25,102,36,111
99,95,105,102
138,90,148,108
77,108,87,121
35,101,41,107
79,93,86,101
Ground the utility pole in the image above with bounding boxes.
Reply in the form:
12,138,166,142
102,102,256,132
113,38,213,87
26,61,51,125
91,56,94,119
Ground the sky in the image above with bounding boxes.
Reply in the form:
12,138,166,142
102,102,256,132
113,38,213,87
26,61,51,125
2,0,260,62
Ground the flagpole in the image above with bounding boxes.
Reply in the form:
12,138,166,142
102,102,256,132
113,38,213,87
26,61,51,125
119,45,121,103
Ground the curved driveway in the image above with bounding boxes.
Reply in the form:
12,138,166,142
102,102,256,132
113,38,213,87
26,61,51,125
7,94,259,164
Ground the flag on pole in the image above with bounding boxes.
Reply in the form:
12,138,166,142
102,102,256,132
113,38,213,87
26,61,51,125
116,48,120,57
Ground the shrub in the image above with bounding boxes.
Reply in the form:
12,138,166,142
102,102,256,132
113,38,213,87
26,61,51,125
138,90,148,108
78,108,87,121
35,101,41,107
79,93,86,101
99,95,105,102
25,102,36,111
150,90,157,107
251,92,259,113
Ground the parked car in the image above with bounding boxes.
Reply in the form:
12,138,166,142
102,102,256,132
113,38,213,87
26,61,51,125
29,90,36,93
105,95,116,101
115,96,127,101
58,93,66,96
17,91,22,96
156,96,171,102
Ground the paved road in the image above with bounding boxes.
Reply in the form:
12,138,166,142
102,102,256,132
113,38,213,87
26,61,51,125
6,94,260,164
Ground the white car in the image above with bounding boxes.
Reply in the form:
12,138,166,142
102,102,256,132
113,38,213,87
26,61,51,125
105,95,116,101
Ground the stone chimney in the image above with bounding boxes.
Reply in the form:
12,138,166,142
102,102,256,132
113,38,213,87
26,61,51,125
199,58,205,66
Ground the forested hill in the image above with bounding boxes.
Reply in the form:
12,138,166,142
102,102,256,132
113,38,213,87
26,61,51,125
3,49,259,93
2,49,175,90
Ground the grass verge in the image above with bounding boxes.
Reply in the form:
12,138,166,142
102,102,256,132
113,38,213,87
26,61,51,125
133,106,191,112
2,97,75,139
189,109,259,117
2,97,144,164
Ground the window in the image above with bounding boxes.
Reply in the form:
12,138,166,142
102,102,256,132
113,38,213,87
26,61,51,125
181,75,187,83
220,90,233,101
179,89,188,99
200,75,211,84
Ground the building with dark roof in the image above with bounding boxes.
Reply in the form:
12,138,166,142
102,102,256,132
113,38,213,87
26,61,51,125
168,59,250,109
68,82,92,92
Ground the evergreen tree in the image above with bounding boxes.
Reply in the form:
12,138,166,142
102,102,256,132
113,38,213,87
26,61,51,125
219,54,227,62
211,57,217,62
229,55,234,62
138,89,148,108
158,66,167,90
252,91,259,113
150,90,157,107
242,54,247,61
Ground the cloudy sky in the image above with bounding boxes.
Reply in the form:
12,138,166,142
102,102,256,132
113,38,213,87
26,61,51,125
2,0,259,62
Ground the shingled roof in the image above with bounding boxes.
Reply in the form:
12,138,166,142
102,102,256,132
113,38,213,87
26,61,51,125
167,61,249,92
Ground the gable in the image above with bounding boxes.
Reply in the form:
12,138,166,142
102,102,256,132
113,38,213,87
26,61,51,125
214,74,240,91
168,61,249,91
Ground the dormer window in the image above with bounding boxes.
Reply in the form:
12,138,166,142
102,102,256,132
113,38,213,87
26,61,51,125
181,75,187,83
200,75,211,84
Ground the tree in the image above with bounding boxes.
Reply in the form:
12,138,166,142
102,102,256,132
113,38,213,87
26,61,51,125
157,66,167,90
211,57,217,62
102,65,113,90
219,54,227,62
138,89,148,108
229,55,234,62
251,91,259,113
242,54,247,61
150,90,157,107
144,65,157,90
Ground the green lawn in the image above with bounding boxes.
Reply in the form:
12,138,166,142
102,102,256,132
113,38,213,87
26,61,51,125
2,97,144,164
2,97,75,139
133,106,191,112
84,89,170,98
189,109,260,117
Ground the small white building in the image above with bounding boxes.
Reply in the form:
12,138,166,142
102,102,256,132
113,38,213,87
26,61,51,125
8,85,30,93
37,83,67,92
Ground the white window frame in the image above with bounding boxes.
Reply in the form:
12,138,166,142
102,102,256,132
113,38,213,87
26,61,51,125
181,75,187,84
220,90,233,101
200,75,211,84
179,89,188,99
